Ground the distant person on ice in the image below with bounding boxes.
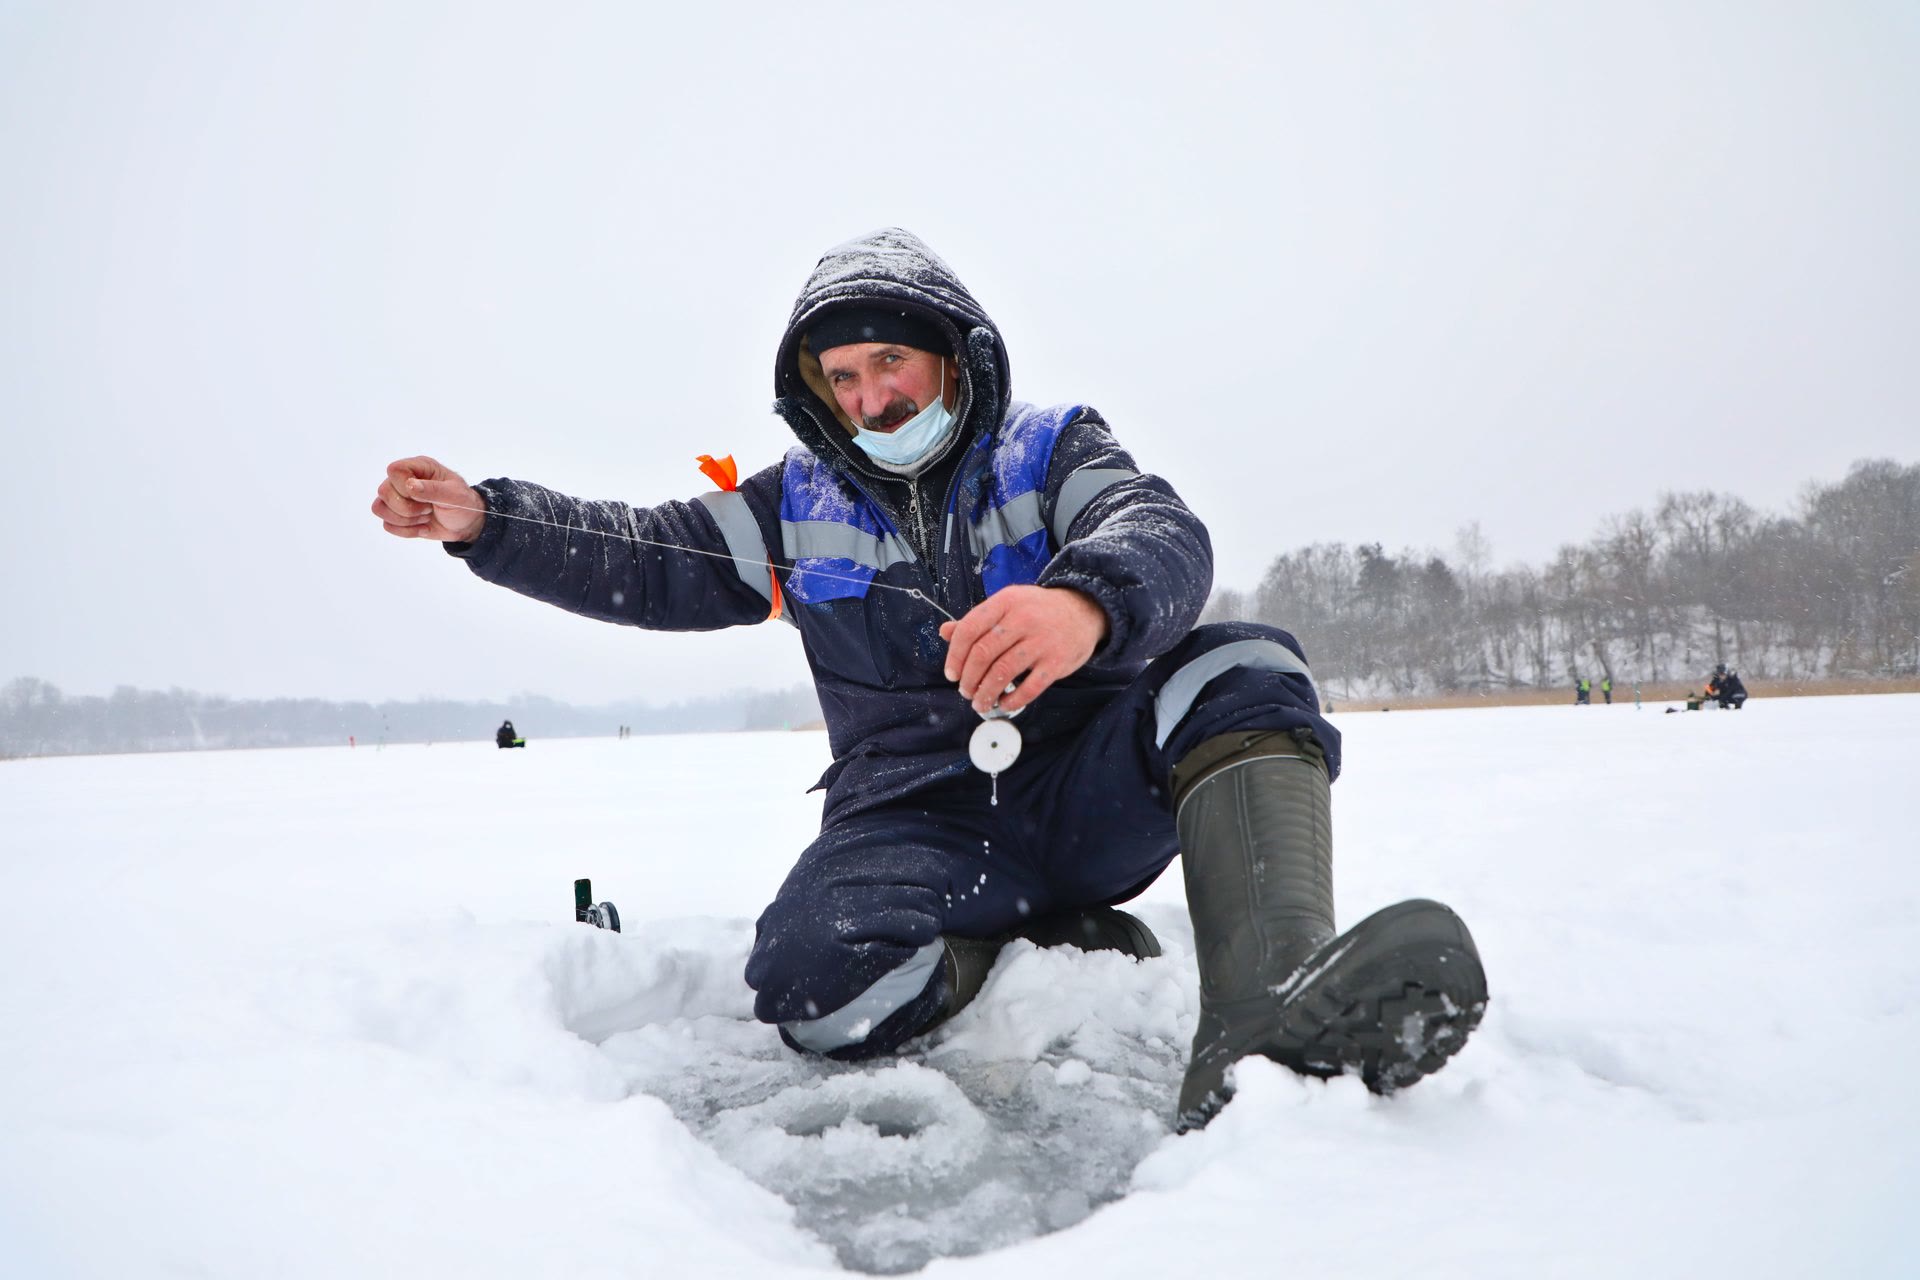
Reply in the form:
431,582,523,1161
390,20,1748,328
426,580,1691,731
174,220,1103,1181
1704,663,1748,709
495,719,524,748
370,228,1487,1128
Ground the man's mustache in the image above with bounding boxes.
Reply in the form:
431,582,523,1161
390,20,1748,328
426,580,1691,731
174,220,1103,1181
861,397,920,432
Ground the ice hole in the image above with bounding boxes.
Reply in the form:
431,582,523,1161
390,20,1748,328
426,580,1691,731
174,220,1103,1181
777,1091,943,1141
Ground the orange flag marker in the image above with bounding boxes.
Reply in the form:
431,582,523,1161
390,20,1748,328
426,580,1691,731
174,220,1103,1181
695,454,739,491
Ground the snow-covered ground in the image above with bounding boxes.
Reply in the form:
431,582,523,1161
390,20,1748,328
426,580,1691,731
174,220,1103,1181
2,694,1915,1278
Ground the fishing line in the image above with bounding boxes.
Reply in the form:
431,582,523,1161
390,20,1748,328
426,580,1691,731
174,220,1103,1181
421,496,1023,779
422,499,959,623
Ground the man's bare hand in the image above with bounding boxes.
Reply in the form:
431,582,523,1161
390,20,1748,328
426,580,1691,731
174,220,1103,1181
939,584,1109,715
371,456,487,543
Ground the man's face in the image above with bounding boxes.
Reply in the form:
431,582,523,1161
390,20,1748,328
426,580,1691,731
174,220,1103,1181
818,343,957,432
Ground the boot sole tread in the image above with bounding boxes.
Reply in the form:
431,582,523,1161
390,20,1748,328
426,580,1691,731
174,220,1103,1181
1269,901,1487,1092
1272,971,1487,1091
1176,901,1489,1129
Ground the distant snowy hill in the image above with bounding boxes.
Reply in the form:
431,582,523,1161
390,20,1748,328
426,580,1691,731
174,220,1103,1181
0,676,821,758
2,697,1915,1277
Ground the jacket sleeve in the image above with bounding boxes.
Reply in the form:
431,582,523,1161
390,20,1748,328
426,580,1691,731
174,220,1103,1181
444,466,788,632
1036,408,1213,667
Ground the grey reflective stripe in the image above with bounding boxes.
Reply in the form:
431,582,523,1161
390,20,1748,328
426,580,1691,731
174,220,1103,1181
695,492,798,628
1153,639,1319,748
782,940,945,1053
965,490,1045,560
781,519,917,569
1051,467,1135,545
695,491,774,603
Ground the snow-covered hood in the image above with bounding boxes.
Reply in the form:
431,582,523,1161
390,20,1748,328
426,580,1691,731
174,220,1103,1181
772,228,1013,479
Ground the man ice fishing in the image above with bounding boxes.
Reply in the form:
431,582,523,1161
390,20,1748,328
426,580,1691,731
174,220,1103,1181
371,228,1488,1128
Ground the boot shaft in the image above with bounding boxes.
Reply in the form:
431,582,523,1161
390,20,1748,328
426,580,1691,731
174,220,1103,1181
1175,732,1335,1005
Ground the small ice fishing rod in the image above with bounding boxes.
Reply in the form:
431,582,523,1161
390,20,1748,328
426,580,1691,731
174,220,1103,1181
424,499,959,623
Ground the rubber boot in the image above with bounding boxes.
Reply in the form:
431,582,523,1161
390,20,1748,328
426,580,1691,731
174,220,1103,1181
929,905,1162,1028
1173,730,1488,1130
938,934,1007,1023
1014,905,1163,959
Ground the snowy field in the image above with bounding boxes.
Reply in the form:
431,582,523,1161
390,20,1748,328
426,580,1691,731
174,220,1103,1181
2,693,1916,1278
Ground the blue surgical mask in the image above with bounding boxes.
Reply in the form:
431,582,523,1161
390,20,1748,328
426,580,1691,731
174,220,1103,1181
850,365,957,470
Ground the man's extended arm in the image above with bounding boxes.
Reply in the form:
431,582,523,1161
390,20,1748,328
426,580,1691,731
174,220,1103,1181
372,454,783,633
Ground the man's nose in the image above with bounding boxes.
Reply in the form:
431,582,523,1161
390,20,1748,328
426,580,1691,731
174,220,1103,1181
858,381,896,421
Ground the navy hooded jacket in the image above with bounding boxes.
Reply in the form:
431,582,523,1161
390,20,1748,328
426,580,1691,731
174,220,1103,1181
449,229,1214,818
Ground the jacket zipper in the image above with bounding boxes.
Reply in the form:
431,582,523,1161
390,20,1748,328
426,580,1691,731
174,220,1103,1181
810,400,979,619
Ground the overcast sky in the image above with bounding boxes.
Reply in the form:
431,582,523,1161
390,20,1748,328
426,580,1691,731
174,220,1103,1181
3,1,1915,706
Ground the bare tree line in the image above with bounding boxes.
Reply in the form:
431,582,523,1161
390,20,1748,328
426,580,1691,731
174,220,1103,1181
1205,459,1920,699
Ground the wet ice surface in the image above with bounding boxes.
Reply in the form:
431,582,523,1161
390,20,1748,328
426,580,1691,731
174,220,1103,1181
593,917,1193,1275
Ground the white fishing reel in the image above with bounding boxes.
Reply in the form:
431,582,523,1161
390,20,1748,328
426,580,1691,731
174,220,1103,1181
967,683,1024,774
